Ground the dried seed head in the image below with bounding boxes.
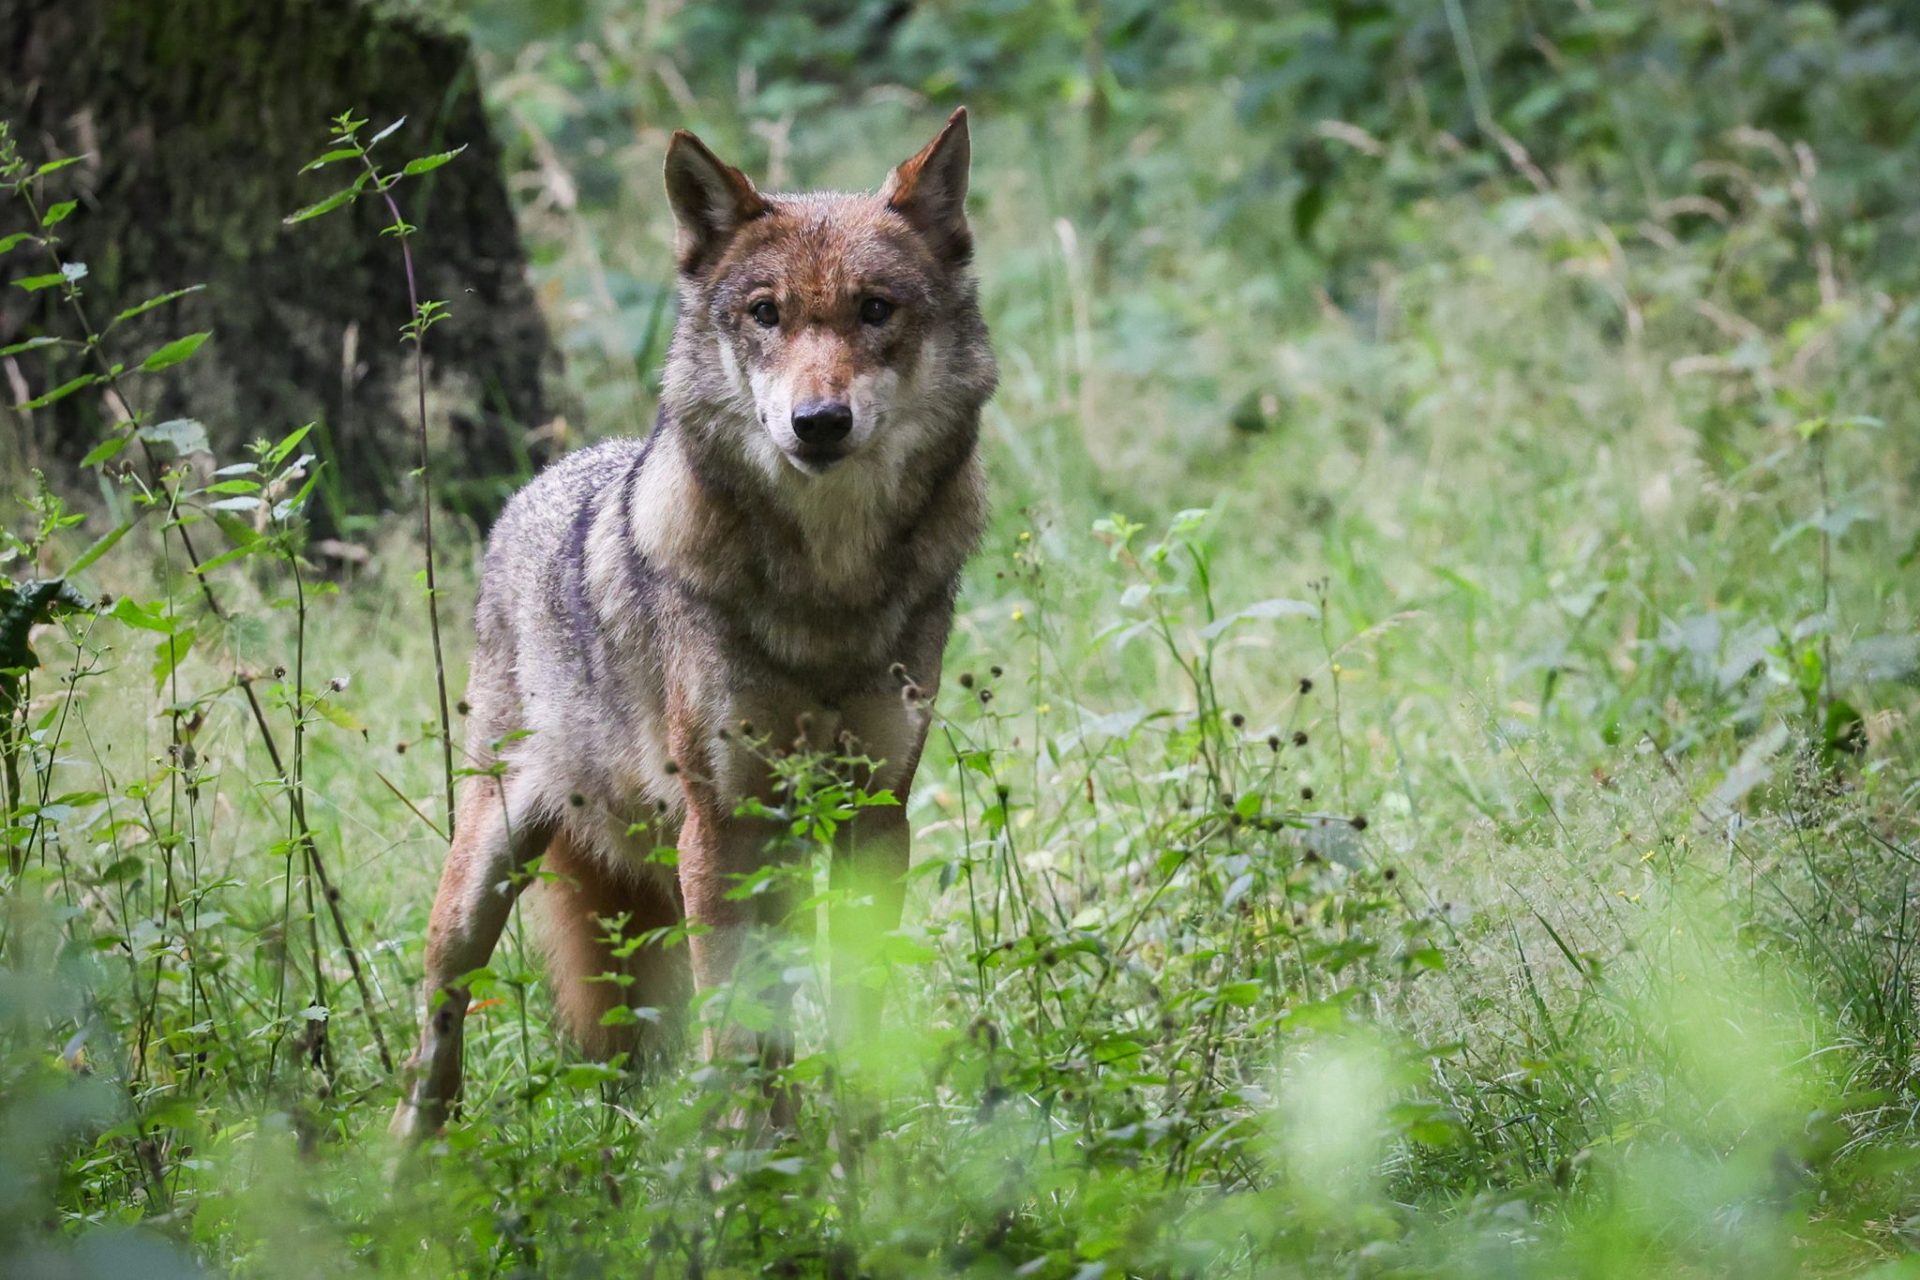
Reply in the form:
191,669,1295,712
1383,867,1397,881
959,671,976,689
273,665,287,680
396,741,408,755
1300,786,1314,801
456,699,472,716
1298,677,1314,694
989,665,1004,679
569,792,586,808
663,760,680,776
1350,814,1369,831
1292,730,1309,747
1229,712,1245,728
977,688,993,705
1267,734,1282,751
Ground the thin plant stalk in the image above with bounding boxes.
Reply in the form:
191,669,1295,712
355,149,458,841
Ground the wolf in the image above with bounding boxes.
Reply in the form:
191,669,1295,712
389,110,995,1139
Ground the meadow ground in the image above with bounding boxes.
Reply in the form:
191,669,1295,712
6,16,1920,1278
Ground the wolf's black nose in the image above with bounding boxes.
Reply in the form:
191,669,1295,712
792,401,853,446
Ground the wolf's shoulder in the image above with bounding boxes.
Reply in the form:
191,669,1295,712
488,439,644,542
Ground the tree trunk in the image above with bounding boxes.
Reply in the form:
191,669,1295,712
0,0,563,534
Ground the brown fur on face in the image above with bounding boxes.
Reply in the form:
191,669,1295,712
662,109,992,481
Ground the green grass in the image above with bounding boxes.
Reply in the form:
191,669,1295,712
6,28,1920,1279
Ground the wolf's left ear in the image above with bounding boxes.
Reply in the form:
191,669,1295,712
664,131,768,275
882,107,973,265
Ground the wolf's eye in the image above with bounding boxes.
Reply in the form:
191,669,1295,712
859,297,895,326
749,300,779,328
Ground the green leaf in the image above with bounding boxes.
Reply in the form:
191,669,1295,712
299,147,363,173
263,423,315,467
109,597,177,634
140,332,211,372
138,418,209,455
65,519,134,577
0,231,37,255
151,627,196,692
33,156,85,179
369,117,408,146
0,335,62,357
402,146,466,177
210,512,261,549
79,433,131,468
557,1062,625,1090
284,173,369,225
15,373,96,411
13,272,65,292
41,199,77,227
110,285,205,328
188,539,262,577
312,699,366,733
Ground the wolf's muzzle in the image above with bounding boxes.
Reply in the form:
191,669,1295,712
790,400,855,467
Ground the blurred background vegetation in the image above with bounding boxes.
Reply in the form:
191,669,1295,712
4,0,1920,1275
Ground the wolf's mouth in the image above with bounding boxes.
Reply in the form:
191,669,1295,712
787,442,850,474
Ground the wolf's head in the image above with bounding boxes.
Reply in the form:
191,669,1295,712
660,110,996,482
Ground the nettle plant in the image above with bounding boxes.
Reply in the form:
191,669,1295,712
0,114,462,1220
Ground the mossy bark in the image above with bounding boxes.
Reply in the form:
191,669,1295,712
0,0,562,532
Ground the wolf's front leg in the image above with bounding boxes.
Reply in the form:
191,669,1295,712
676,802,804,1129
829,691,931,1048
390,777,553,1142
828,805,911,1048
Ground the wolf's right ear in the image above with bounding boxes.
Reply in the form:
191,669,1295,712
664,131,767,275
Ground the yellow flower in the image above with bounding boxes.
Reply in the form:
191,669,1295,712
1011,607,1025,623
